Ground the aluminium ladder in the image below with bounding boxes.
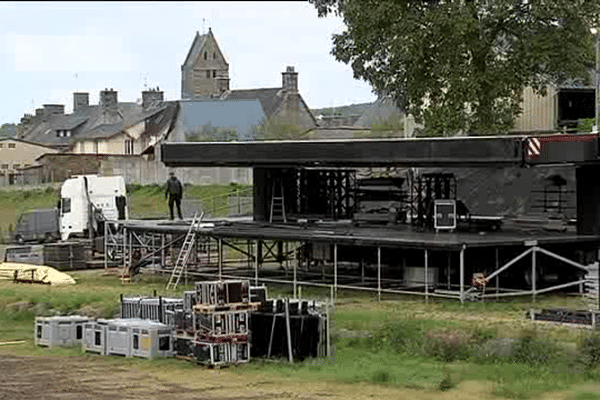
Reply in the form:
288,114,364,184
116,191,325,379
166,212,204,291
269,179,287,223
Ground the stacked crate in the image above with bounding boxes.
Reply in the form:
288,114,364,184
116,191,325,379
249,298,328,360
120,296,183,326
191,280,260,366
82,319,109,354
34,315,89,348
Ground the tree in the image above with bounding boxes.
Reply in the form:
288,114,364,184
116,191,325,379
0,123,18,137
186,123,239,142
310,0,600,136
254,117,318,141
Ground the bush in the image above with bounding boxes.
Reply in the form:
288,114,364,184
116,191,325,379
438,373,456,391
582,335,600,368
423,330,473,362
512,330,555,366
381,320,425,355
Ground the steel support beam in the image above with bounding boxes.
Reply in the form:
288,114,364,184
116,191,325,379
377,246,381,302
425,249,429,303
460,245,465,303
218,238,223,280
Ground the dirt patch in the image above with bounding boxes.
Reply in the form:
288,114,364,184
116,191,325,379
0,353,507,400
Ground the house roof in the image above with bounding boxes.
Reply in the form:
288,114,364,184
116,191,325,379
78,123,125,140
167,99,265,142
21,102,146,146
221,88,283,117
144,101,179,138
182,31,207,68
0,137,59,151
182,28,228,69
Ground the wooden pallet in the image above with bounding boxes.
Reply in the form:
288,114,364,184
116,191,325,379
193,302,262,313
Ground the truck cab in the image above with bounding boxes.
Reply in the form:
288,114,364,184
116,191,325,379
60,175,128,240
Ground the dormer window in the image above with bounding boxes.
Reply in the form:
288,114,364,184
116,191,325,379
8,143,15,149
56,130,71,137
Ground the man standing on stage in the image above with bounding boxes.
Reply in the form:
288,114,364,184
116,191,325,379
165,171,183,220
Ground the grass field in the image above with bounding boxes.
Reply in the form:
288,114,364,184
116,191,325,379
2,184,600,398
2,269,600,399
0,182,250,241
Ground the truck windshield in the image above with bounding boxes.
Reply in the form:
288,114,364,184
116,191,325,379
61,198,71,214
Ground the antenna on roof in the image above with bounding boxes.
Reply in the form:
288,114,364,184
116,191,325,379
202,18,205,34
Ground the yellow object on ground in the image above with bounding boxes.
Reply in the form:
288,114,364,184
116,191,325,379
0,263,76,285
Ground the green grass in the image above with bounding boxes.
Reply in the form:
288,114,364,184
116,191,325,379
3,184,600,397
127,183,251,218
4,276,600,398
0,183,247,240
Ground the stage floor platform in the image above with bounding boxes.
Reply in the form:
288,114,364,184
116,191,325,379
120,218,600,251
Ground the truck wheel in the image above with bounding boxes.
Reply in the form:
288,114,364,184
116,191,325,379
15,234,23,244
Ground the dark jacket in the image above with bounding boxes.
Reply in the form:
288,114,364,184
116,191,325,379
165,176,183,197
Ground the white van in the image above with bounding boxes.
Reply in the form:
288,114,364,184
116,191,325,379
60,175,128,240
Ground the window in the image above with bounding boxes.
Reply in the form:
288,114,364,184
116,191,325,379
1,164,7,169
124,139,134,155
159,336,170,351
213,52,216,59
0,144,4,148
8,143,15,149
13,164,19,169
206,70,211,79
213,70,216,78
66,130,71,137
204,52,207,60
37,325,42,339
76,325,82,340
133,334,139,350
61,198,71,214
94,331,101,346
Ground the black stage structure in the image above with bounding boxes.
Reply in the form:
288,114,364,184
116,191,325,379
110,133,600,303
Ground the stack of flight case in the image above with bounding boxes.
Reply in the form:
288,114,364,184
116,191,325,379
189,279,261,366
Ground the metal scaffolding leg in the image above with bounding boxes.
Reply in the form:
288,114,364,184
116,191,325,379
377,246,381,302
293,246,297,299
334,243,338,296
425,249,429,303
254,240,259,286
460,246,465,304
446,252,451,290
495,248,499,300
532,247,537,302
218,238,223,280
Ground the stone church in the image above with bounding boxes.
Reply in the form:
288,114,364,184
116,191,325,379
181,28,317,132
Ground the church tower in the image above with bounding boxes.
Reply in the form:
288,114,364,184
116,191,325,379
181,28,229,99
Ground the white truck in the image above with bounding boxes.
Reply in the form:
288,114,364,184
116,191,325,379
59,175,128,240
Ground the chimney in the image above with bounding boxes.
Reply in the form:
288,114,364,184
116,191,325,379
100,88,118,108
142,87,164,109
34,108,44,122
42,104,65,121
213,71,230,98
73,92,89,113
282,66,298,92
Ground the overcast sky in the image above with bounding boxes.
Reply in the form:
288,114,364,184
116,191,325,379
0,1,377,125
